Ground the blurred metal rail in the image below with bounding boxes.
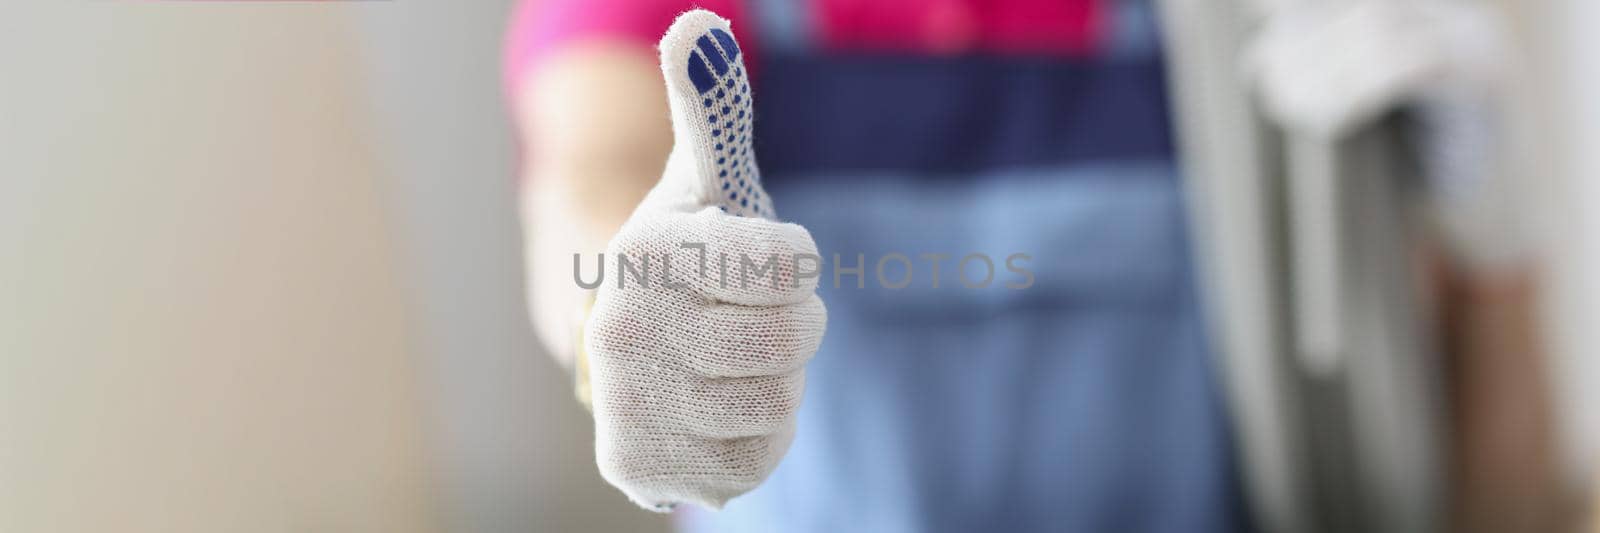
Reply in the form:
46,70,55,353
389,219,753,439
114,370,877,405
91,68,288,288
1159,0,1446,531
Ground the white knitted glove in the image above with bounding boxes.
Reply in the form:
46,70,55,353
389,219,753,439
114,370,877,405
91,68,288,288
584,10,827,511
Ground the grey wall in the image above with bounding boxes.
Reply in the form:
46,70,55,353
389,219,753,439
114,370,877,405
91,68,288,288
351,3,669,532
0,3,436,532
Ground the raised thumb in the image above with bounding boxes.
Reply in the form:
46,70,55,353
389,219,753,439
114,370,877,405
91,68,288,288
653,9,773,219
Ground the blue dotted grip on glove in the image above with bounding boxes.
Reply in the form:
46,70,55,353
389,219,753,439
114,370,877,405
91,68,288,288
684,27,765,218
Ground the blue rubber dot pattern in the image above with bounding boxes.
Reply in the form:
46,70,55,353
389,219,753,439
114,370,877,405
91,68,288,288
685,27,768,218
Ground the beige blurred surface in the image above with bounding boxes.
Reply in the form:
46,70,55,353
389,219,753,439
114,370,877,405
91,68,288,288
351,0,672,529
0,4,437,532
0,2,669,532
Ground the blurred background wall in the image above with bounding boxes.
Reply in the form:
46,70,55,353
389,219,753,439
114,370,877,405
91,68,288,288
1543,0,1600,487
350,2,666,532
0,3,438,532
0,2,660,532
1502,0,1600,487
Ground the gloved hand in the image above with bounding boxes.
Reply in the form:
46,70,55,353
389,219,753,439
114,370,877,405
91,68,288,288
584,10,827,511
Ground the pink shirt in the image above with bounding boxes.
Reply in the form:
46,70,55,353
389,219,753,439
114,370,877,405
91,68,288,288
504,0,1103,97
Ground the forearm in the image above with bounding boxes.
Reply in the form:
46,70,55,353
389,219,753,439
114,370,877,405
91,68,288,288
521,177,621,369
516,43,672,367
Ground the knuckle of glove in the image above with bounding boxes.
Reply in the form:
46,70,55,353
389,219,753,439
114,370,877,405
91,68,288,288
688,210,821,306
679,295,826,378
596,429,789,510
682,372,805,439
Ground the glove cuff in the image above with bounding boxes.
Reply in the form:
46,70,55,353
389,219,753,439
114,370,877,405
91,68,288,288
574,293,596,413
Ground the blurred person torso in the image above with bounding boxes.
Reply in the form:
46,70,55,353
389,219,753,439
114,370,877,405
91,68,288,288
507,0,1244,531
